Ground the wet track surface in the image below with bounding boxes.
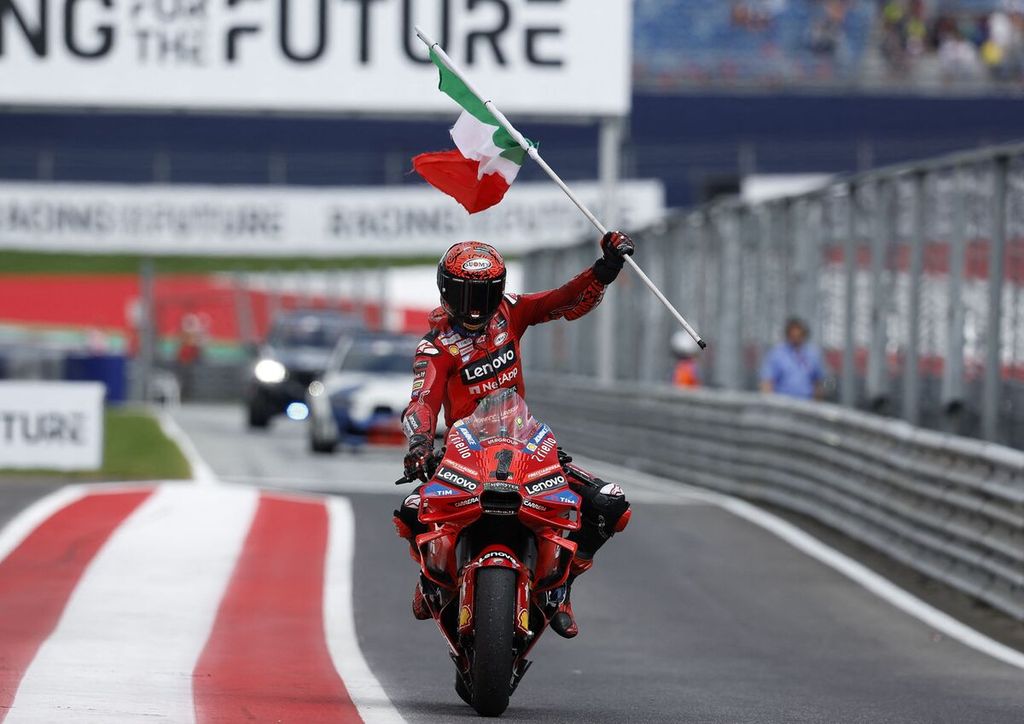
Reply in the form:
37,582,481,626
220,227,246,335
164,404,1024,724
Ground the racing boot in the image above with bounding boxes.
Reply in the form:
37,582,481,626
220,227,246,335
411,578,432,621
550,576,579,639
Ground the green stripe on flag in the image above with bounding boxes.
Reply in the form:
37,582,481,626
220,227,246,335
430,48,535,164
431,49,494,125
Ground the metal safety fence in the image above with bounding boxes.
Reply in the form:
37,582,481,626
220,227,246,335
523,140,1024,449
528,376,1024,622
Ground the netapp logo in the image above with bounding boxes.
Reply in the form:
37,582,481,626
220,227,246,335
435,466,479,492
459,343,516,385
524,474,565,496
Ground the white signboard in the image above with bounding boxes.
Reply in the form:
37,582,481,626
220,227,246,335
0,0,632,116
0,382,104,471
0,179,665,257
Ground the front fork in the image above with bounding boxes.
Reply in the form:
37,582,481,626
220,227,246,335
457,543,533,640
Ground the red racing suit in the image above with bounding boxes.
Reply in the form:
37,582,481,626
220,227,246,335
397,261,631,572
401,266,608,441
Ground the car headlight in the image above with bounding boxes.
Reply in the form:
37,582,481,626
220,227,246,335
254,359,287,384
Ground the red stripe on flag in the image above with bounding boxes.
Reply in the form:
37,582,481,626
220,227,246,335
413,149,511,214
0,490,152,720
193,496,361,723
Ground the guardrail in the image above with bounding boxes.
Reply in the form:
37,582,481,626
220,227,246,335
529,375,1024,622
523,139,1024,448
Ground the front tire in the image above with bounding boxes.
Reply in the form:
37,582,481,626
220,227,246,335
455,672,472,706
471,567,515,717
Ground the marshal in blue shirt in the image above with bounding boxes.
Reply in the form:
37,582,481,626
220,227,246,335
759,342,825,399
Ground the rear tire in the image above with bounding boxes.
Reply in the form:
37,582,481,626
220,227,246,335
470,567,515,717
247,404,270,429
309,434,336,454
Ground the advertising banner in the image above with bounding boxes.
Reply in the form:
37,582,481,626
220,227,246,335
0,179,665,257
0,0,631,116
0,382,104,471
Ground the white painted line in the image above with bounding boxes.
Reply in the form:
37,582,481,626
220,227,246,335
0,485,87,566
324,497,407,724
157,409,218,484
602,460,1024,672
717,495,1024,672
7,484,260,723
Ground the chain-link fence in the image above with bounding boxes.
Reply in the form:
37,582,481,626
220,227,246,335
523,141,1024,449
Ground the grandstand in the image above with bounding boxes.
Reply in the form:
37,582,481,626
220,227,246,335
634,0,875,89
3,2,1024,208
636,0,1024,92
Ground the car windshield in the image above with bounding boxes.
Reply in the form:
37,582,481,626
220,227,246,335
338,336,419,374
460,388,543,444
268,314,353,349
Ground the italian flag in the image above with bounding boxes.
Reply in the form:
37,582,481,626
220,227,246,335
413,49,534,214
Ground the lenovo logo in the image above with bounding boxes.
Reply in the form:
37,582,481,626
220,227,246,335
524,475,566,496
435,466,480,492
459,343,517,385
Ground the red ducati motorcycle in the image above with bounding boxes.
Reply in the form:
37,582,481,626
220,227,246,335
396,388,581,717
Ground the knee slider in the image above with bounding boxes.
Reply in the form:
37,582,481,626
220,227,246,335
590,483,629,534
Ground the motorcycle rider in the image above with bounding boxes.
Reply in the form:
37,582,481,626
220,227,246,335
395,232,634,639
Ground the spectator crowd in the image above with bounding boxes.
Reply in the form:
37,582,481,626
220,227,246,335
634,0,1024,91
879,1,1024,85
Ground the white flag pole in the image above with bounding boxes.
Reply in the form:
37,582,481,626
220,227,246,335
414,27,706,350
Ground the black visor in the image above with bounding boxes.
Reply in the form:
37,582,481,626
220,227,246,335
438,269,506,325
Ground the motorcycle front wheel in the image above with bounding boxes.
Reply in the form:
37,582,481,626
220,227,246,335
470,567,515,717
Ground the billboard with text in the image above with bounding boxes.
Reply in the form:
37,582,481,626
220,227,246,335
0,0,631,116
0,179,664,257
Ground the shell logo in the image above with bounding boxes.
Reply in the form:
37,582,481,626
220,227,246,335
459,605,472,628
518,609,529,630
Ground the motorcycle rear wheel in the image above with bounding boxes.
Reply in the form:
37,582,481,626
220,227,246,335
470,567,516,717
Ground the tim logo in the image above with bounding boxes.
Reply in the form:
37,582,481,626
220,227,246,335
459,343,516,385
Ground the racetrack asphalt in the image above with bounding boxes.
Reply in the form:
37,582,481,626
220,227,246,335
165,403,1024,724
0,480,64,532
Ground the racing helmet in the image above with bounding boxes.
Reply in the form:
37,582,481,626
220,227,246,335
671,330,700,358
437,242,507,329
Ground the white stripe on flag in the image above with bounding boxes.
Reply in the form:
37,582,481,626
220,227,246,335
7,484,259,723
450,110,522,184
323,497,407,724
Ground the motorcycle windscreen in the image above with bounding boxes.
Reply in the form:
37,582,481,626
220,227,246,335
462,388,542,444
